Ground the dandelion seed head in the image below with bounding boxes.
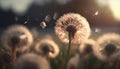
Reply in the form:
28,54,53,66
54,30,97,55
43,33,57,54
84,44,93,53
79,39,97,55
35,38,59,58
66,25,77,38
1,24,33,52
97,33,120,61
55,13,91,44
41,44,54,55
14,53,50,69
10,35,21,47
104,43,116,56
79,39,106,61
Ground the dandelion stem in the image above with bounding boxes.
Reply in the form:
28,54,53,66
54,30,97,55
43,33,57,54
12,46,17,64
64,32,72,69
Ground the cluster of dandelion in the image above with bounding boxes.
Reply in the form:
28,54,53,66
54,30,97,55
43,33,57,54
0,13,120,69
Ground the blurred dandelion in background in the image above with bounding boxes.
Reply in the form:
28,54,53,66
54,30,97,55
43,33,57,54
97,33,120,61
1,24,33,52
78,39,106,61
14,53,51,69
79,39,98,56
1,24,33,63
34,38,60,58
55,13,91,44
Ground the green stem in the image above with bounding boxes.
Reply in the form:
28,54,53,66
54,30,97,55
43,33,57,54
64,32,72,69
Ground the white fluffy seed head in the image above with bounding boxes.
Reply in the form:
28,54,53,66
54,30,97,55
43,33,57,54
97,33,120,61
34,38,60,58
55,13,91,44
79,39,106,61
79,39,96,55
1,24,33,52
14,53,51,69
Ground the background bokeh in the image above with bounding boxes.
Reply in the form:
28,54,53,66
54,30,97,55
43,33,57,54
0,0,120,31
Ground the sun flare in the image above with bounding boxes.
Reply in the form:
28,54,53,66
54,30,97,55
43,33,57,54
96,0,120,21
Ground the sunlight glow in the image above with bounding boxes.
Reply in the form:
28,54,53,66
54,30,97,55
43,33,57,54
108,0,120,21
96,0,120,21
96,0,109,7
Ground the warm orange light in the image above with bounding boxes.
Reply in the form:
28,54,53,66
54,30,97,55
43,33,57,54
96,0,120,21
108,0,120,21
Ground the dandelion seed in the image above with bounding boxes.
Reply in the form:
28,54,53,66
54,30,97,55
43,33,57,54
97,33,120,61
45,15,51,22
95,11,99,15
40,21,47,29
53,12,59,20
55,13,91,44
24,21,28,24
34,38,59,58
14,53,50,69
24,16,29,24
95,28,101,33
93,11,99,16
